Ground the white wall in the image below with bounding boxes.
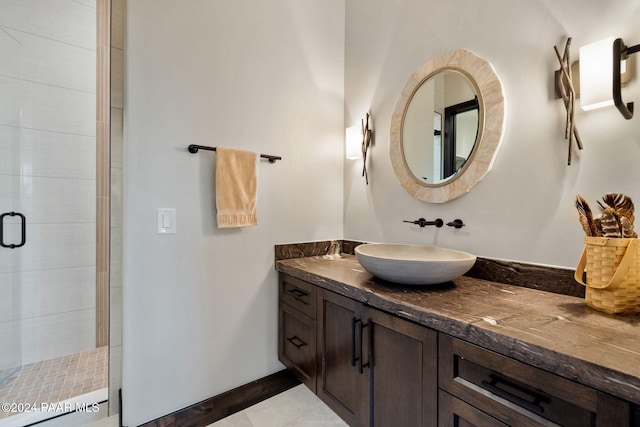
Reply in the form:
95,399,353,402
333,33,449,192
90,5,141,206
122,1,344,425
345,0,640,268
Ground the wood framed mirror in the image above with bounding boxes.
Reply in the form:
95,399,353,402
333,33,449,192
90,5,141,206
390,49,505,203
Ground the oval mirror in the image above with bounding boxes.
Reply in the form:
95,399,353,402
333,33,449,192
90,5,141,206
403,71,478,184
390,49,505,203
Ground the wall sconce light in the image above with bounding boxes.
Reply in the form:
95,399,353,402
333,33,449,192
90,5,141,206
580,37,616,111
554,35,638,163
345,126,362,159
346,113,373,184
579,36,637,118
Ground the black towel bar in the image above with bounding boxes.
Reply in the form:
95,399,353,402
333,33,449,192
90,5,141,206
187,144,281,163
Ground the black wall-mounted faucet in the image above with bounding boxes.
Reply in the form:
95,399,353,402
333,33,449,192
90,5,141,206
403,218,466,229
403,218,443,228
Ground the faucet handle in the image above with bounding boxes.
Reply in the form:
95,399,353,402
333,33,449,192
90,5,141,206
446,219,465,229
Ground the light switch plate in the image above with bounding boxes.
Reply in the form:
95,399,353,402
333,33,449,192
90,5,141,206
157,208,176,234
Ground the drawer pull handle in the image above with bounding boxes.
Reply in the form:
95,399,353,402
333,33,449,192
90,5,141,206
481,375,549,414
286,287,309,302
286,335,307,349
358,321,370,374
351,317,370,373
351,317,359,367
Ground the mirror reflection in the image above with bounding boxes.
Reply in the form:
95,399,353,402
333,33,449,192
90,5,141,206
403,71,478,184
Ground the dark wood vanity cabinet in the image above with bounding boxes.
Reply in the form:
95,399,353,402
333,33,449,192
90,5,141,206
278,274,438,427
278,275,317,392
317,288,438,427
439,334,633,427
278,273,638,427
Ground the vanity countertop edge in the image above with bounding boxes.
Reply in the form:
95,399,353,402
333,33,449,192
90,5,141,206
275,254,640,405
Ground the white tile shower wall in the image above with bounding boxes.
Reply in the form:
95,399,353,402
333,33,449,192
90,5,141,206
0,0,97,364
21,308,96,364
19,267,96,318
0,274,18,323
0,28,96,93
0,127,96,179
0,321,19,370
0,77,95,135
0,176,96,223
0,223,96,273
0,1,96,49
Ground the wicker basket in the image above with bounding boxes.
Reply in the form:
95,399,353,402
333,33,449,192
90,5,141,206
574,236,640,314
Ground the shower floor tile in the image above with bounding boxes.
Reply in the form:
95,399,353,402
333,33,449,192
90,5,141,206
0,346,108,420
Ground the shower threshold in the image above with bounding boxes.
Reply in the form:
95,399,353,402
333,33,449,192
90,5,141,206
0,347,108,426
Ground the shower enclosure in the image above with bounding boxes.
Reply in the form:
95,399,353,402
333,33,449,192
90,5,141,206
0,216,21,384
0,1,110,424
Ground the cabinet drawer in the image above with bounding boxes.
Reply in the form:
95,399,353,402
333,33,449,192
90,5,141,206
439,390,507,427
279,301,316,392
280,274,316,319
439,334,630,427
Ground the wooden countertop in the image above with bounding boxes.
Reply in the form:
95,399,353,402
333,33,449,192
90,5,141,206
276,254,640,405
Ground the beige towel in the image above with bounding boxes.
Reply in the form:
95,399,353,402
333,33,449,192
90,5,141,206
215,147,259,228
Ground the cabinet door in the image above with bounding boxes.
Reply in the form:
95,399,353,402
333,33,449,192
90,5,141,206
367,307,438,427
318,289,369,427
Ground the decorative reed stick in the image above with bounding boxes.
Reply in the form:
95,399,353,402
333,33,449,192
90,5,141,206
554,37,583,165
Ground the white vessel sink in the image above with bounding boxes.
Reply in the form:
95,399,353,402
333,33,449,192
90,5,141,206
355,243,476,285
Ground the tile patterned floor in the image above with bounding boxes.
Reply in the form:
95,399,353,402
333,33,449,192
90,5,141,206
209,384,348,427
0,346,108,420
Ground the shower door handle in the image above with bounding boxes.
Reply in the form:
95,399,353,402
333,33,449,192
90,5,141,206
0,212,26,249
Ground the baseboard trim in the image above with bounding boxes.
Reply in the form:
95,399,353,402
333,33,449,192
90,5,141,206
140,369,300,427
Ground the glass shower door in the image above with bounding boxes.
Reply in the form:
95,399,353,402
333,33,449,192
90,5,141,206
0,0,99,413
0,205,22,384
